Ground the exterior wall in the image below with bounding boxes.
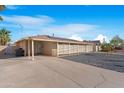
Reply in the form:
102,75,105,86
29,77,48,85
34,41,43,55
42,42,57,56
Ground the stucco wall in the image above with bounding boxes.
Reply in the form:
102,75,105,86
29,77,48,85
34,41,43,55
42,42,57,56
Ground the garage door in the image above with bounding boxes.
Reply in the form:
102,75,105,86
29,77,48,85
58,43,93,55
86,45,93,52
79,45,86,53
58,43,79,55
58,43,69,55
70,44,78,53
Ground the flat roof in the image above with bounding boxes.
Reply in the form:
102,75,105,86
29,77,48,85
16,35,93,45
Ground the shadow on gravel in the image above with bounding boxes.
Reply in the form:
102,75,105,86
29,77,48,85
61,53,124,73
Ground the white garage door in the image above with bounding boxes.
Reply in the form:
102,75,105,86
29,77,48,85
70,44,78,53
58,43,69,55
79,45,86,53
58,43,93,55
86,45,93,52
58,43,79,55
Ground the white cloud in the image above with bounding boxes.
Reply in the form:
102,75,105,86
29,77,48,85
2,15,55,26
95,34,108,43
6,5,18,10
69,34,83,41
41,23,97,36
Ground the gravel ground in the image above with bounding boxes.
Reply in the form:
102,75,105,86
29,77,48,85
61,53,124,73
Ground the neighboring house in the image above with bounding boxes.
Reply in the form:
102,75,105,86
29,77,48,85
83,40,101,52
15,35,94,60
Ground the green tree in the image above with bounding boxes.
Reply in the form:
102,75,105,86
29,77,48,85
0,28,11,45
101,43,114,52
110,35,123,48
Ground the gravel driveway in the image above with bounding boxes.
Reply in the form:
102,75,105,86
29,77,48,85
61,53,124,72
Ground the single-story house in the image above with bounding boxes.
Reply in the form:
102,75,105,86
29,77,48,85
15,35,94,60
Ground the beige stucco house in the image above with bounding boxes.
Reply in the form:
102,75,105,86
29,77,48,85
15,35,94,60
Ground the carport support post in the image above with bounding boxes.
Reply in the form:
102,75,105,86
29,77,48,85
28,39,31,59
31,39,34,61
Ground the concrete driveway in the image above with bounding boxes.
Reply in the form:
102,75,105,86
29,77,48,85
0,56,124,88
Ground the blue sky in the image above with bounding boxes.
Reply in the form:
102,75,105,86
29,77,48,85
0,5,124,43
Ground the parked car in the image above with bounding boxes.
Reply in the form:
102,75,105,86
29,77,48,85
15,48,24,57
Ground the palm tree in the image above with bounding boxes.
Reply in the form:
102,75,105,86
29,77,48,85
0,5,5,21
0,28,11,45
